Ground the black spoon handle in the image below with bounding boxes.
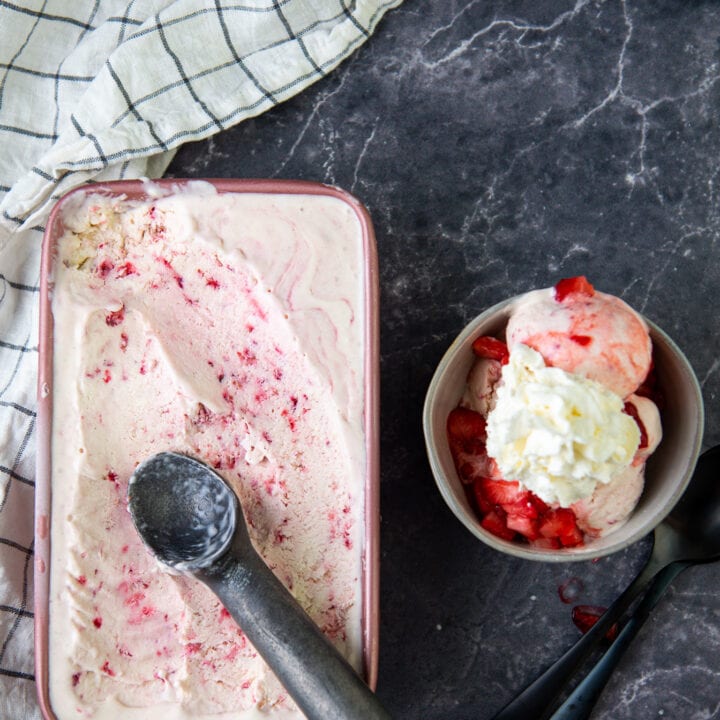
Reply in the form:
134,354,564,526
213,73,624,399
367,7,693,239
548,561,689,720
491,547,661,720
200,548,391,720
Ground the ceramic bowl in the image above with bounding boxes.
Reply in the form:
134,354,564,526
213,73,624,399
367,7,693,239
423,295,704,562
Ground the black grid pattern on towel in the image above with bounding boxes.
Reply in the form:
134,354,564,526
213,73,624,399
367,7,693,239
0,0,401,713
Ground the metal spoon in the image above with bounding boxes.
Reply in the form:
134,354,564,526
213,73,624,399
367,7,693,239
127,451,390,720
492,444,720,720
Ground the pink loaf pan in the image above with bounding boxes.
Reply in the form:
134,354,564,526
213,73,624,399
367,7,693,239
35,178,381,718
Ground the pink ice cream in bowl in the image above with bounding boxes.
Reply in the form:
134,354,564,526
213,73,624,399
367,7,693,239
423,277,704,561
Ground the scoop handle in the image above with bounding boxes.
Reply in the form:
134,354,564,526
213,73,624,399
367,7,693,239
199,540,390,720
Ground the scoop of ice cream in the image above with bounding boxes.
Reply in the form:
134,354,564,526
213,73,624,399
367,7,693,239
571,392,662,535
485,343,640,507
462,356,502,417
506,279,652,398
571,462,645,537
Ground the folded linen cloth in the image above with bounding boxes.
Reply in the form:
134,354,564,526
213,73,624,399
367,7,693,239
0,1,401,717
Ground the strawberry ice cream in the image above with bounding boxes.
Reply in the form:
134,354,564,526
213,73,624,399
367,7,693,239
447,277,663,548
46,181,372,719
506,276,652,398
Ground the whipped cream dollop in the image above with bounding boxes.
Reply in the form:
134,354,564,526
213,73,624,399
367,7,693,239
485,344,640,506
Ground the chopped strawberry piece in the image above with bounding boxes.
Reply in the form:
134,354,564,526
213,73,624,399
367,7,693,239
572,605,619,641
539,508,584,547
554,276,595,302
531,536,562,550
472,478,569,544
471,335,510,364
504,493,549,520
570,334,592,346
504,497,539,519
506,514,541,540
449,404,587,550
447,407,487,458
481,510,517,541
623,400,649,449
475,478,525,506
472,479,495,514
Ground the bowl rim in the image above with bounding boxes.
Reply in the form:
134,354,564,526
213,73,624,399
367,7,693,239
423,295,705,562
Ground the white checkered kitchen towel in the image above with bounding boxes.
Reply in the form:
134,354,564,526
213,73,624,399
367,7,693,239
0,1,401,717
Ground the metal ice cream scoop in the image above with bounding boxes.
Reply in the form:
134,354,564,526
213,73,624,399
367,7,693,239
128,451,390,720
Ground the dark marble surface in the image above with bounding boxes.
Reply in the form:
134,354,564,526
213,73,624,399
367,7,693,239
166,2,720,718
